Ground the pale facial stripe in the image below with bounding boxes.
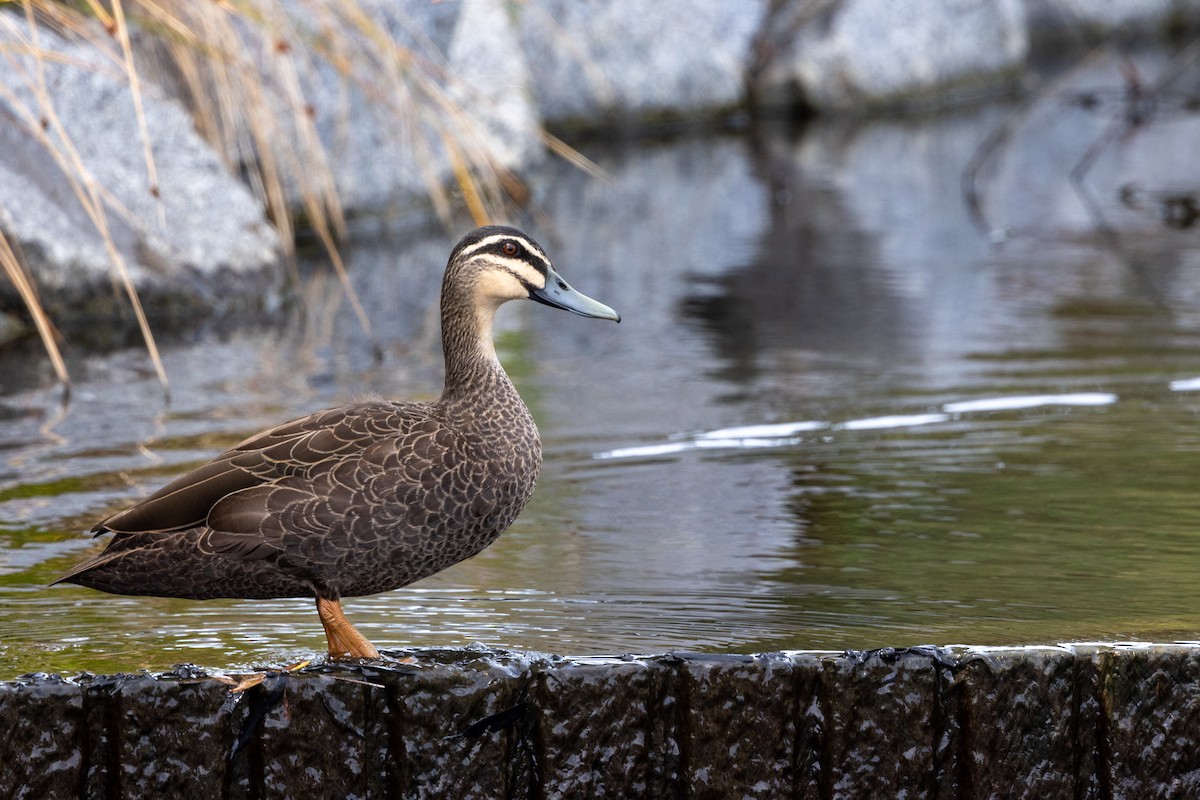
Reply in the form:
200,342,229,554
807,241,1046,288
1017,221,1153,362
485,256,547,289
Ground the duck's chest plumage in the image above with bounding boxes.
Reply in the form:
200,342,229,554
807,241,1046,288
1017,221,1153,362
333,393,543,597
261,376,544,598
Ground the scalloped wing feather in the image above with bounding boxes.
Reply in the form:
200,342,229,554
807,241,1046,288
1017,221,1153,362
91,402,432,539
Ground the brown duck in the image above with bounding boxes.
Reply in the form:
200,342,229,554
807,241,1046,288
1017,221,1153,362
55,226,619,659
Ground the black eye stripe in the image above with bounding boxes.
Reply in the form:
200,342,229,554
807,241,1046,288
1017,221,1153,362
490,240,548,274
454,234,551,274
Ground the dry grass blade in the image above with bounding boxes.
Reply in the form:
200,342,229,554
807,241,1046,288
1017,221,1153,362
521,2,615,107
541,130,612,183
0,233,69,392
13,0,170,395
446,138,490,227
109,0,165,225
322,0,519,221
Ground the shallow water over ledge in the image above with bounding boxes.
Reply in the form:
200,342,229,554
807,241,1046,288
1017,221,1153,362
6,80,1200,676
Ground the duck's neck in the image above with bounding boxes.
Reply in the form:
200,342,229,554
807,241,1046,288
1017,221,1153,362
437,285,515,407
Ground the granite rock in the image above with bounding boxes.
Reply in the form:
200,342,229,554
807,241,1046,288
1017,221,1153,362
517,0,768,124
0,12,280,316
758,0,1029,111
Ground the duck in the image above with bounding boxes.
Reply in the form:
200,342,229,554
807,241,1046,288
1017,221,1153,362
54,225,620,660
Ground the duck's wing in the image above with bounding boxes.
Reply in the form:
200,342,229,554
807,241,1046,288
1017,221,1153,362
55,401,448,586
197,412,464,569
93,402,423,538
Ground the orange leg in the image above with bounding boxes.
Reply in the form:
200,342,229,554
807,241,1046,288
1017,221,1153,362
316,597,380,660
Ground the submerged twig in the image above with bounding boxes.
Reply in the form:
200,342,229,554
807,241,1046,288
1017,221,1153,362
966,36,1200,243
1068,38,1200,234
962,44,1112,241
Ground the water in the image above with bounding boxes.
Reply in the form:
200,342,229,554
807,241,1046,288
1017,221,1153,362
5,54,1200,676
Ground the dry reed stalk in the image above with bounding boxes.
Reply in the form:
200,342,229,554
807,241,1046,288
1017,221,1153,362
8,0,171,394
108,0,165,225
0,233,69,391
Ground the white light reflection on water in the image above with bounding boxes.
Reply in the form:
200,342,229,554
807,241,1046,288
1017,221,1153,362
595,394,1119,461
699,421,828,439
839,413,949,431
942,393,1118,414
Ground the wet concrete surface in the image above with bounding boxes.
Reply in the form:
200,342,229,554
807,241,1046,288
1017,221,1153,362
2,644,1199,798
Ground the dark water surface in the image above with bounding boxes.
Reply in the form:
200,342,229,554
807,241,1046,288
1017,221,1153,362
6,67,1200,676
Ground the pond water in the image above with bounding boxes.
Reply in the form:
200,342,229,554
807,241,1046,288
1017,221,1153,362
5,55,1200,677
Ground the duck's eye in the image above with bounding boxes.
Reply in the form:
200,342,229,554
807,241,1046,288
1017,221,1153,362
501,241,518,256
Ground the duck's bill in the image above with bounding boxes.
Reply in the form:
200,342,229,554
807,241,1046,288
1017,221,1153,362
529,267,621,322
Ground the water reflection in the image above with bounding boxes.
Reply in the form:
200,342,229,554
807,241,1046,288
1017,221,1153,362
6,90,1200,676
597,394,1122,459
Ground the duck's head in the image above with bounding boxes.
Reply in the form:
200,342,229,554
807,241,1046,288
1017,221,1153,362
446,225,620,323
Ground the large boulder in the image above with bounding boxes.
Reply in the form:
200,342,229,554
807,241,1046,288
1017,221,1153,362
516,0,768,125
757,0,1029,111
0,12,280,320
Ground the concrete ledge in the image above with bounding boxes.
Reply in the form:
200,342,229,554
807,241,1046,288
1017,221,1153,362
2,644,1198,798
